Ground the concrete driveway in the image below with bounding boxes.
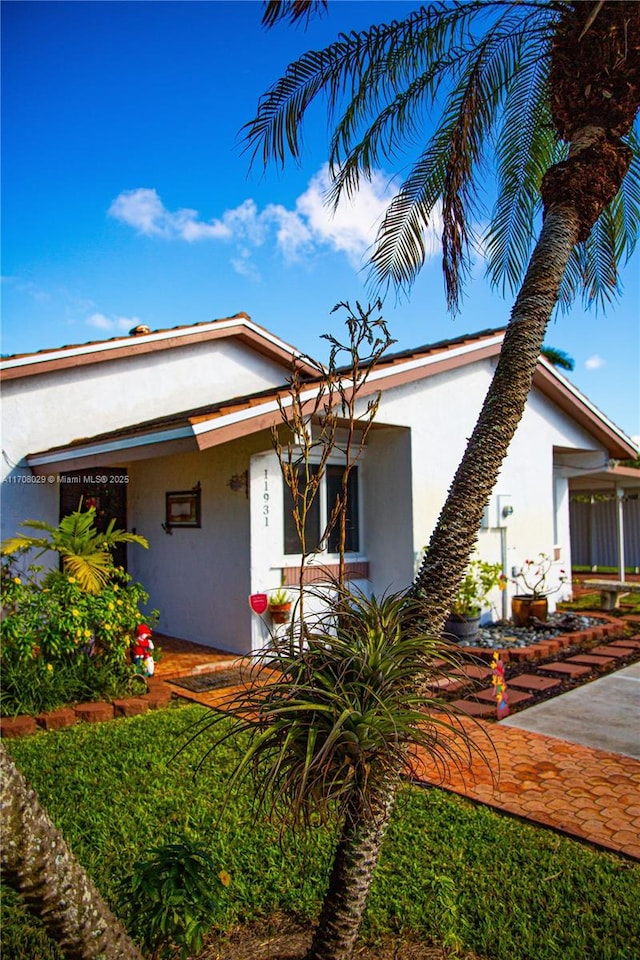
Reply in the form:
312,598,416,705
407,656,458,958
500,662,640,759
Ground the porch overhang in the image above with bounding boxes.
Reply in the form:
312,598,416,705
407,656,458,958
567,464,640,494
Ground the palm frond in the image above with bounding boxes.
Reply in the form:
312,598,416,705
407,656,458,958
261,0,328,30
370,12,544,305
485,39,562,295
557,130,640,311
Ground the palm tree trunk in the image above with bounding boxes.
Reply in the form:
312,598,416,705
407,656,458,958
306,776,396,960
413,203,582,627
0,743,143,960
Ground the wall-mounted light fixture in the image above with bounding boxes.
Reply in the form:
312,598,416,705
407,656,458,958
227,470,248,497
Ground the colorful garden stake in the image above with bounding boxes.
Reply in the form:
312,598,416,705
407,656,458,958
491,651,509,719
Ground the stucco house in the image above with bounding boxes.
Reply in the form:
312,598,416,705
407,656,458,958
1,313,636,654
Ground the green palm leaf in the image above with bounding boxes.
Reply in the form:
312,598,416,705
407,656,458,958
247,0,638,310
1,504,148,594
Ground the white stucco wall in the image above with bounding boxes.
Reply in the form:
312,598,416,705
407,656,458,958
363,427,414,594
0,337,290,553
127,431,274,653
372,358,609,612
1,339,289,465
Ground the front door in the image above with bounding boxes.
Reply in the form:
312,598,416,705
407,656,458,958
59,469,128,571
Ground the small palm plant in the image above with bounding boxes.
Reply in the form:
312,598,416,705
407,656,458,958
1,503,148,594
188,587,487,960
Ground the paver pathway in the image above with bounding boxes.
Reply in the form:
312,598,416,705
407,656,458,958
410,714,640,861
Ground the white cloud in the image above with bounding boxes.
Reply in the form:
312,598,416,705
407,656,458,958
108,188,231,241
585,354,605,371
86,312,140,333
108,167,443,277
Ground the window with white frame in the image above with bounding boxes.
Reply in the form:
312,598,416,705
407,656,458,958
283,463,360,556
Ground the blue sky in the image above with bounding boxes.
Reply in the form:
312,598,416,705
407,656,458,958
2,0,638,444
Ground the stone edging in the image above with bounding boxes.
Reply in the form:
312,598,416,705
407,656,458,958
0,678,174,739
458,611,628,662
0,613,631,739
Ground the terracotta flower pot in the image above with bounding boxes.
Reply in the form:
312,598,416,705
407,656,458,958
269,602,292,624
511,595,548,626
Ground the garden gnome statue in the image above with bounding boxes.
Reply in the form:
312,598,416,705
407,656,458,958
132,623,155,676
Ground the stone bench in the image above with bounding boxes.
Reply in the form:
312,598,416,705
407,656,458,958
584,579,640,610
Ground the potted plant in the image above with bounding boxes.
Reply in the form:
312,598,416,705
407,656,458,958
511,554,567,626
268,587,292,624
444,558,504,642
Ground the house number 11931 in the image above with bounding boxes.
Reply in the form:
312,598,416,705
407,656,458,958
263,469,269,527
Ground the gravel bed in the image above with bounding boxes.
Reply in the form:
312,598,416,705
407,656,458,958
458,612,605,650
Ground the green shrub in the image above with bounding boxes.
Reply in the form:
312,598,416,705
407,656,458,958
1,510,158,716
117,840,229,960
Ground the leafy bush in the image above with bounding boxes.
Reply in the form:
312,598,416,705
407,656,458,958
117,841,229,959
1,506,157,716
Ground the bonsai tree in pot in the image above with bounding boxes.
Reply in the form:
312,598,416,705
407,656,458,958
444,558,504,643
511,553,567,626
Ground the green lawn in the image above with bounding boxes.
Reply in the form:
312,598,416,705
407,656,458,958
3,703,639,960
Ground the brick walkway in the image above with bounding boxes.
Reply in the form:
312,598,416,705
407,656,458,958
410,715,640,861
157,630,640,862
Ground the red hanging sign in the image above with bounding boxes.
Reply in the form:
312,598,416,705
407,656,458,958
249,593,269,615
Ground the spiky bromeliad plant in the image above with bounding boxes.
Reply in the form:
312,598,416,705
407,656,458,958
188,588,487,960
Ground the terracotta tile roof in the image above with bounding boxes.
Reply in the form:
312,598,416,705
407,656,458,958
24,324,637,467
1,313,318,380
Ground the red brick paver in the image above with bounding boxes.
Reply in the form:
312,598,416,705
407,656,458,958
36,708,77,731
590,645,634,658
537,661,592,677
508,674,562,692
74,702,114,723
0,716,38,738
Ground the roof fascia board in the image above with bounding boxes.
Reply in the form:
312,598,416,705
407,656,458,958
1,317,311,380
534,360,637,459
192,335,504,446
27,425,195,469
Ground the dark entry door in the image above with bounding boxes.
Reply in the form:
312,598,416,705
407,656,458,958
59,469,128,571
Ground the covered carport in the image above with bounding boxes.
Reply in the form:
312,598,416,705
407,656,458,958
568,463,640,581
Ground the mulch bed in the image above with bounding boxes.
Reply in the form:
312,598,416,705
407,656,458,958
199,916,485,960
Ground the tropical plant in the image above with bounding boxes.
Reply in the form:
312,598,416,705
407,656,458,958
117,841,228,960
540,346,575,371
0,742,144,960
238,1,639,956
188,586,484,960
269,587,292,606
1,510,157,716
1,503,148,594
449,558,504,619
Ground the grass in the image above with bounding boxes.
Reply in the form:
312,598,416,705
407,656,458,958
559,591,640,613
3,704,640,960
